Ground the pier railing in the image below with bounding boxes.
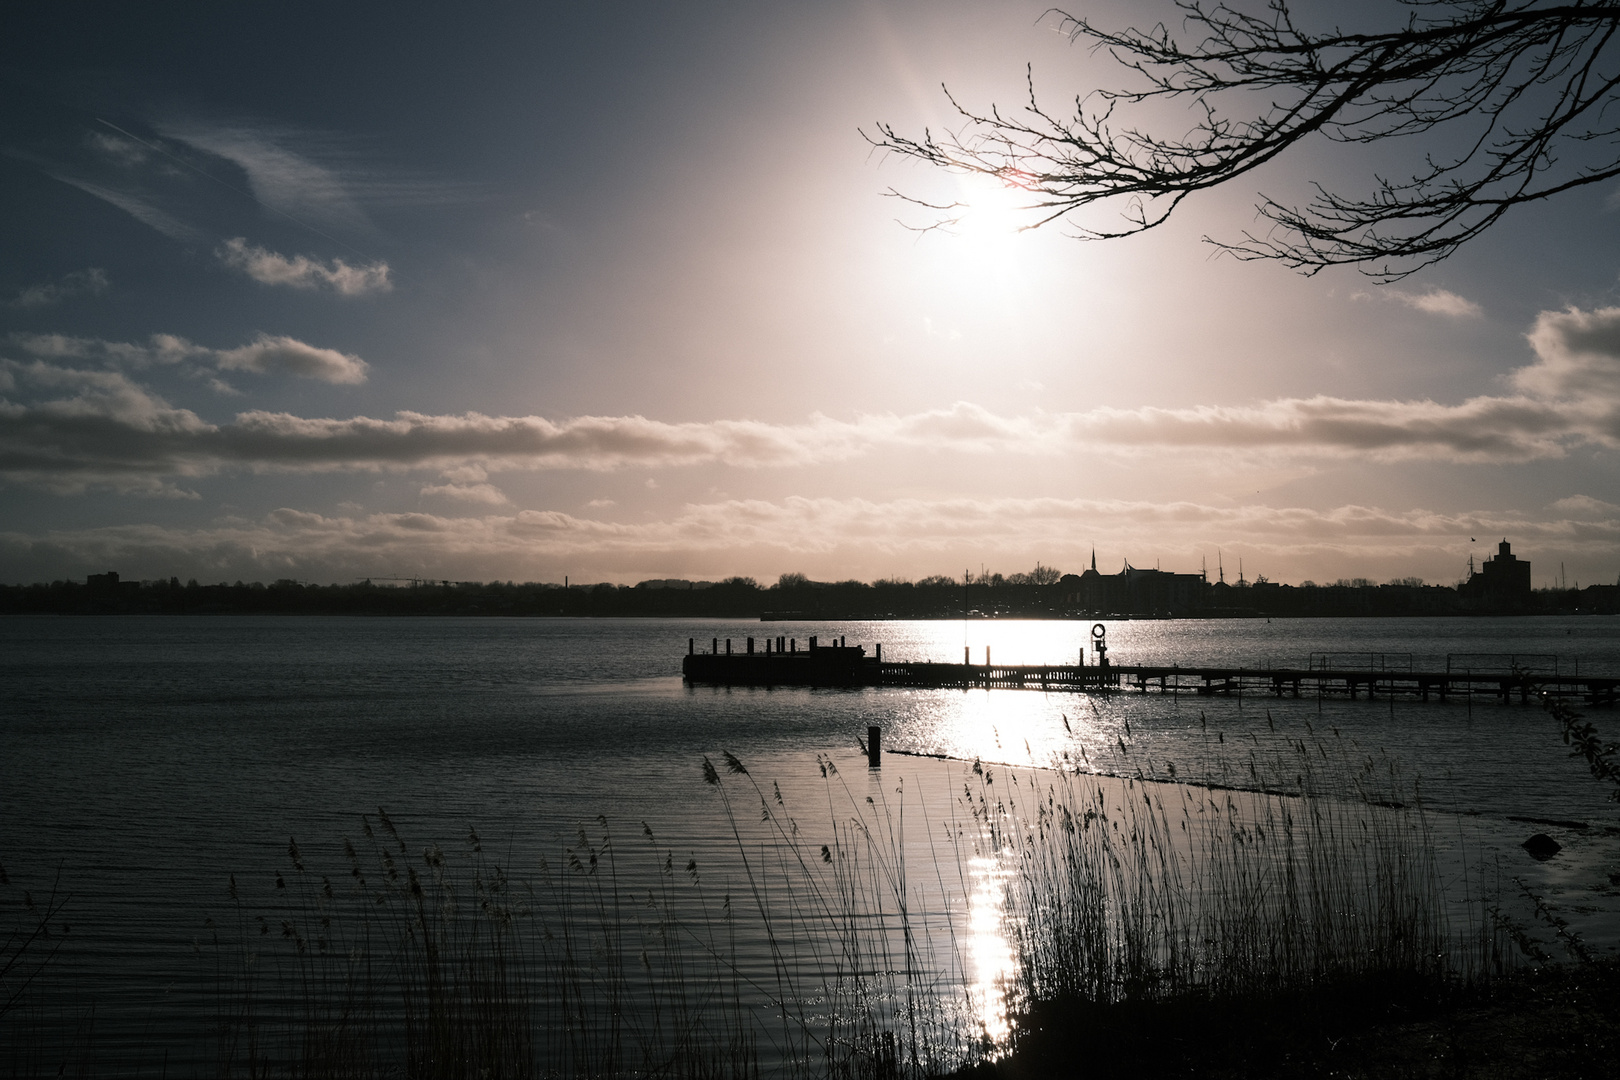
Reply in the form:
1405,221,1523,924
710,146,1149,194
1445,653,1564,676
1309,652,1413,672
682,642,1615,707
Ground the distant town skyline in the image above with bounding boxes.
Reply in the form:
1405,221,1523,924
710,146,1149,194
3,2,1617,588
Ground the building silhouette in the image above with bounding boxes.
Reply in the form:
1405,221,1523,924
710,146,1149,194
1062,551,1206,616
1459,538,1532,610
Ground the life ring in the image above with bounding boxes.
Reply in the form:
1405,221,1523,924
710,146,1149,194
1091,623,1107,640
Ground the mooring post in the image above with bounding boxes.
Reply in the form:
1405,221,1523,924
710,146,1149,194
867,724,881,768
964,645,970,665
689,638,694,655
726,639,731,655
747,637,754,654
876,643,882,662
986,646,991,668
712,637,718,655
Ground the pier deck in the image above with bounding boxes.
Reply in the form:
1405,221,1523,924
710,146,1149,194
681,639,1617,706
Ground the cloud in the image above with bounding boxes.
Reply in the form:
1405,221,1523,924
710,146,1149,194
215,334,369,384
0,361,213,494
1355,286,1484,318
0,390,1599,496
8,268,109,308
2,495,1614,585
420,482,508,504
1392,288,1483,318
50,176,204,242
1520,306,1620,399
163,125,372,233
1060,394,1583,462
5,304,1620,494
9,331,368,384
218,238,391,295
1549,494,1620,516
86,131,150,167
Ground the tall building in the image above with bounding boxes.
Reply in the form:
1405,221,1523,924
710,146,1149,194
1460,538,1532,609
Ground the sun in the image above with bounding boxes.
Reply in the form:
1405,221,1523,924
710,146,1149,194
952,173,1038,244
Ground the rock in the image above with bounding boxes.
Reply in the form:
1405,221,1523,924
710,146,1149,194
1522,833,1562,861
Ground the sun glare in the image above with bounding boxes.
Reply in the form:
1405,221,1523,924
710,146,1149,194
915,174,1052,304
953,175,1034,243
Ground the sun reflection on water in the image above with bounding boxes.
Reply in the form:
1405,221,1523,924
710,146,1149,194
966,853,1016,1052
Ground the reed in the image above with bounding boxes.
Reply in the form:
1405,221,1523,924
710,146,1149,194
8,724,1511,1078
985,740,1496,1012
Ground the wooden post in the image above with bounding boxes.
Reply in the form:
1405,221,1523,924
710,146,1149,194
964,646,970,665
689,638,694,655
726,639,731,655
876,643,881,662
712,638,718,655
747,637,754,654
986,646,991,668
867,724,881,768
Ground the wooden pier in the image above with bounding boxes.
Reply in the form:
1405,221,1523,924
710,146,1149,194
683,636,1617,707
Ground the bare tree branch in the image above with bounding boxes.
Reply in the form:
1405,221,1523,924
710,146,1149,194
866,1,1620,279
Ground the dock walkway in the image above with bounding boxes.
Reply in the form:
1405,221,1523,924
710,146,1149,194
682,636,1617,706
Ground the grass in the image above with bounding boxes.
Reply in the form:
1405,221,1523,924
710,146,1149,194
4,720,1577,1079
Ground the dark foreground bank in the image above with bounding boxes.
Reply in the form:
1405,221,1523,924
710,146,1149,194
963,962,1620,1080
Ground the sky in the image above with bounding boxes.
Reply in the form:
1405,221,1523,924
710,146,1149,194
2,0,1618,589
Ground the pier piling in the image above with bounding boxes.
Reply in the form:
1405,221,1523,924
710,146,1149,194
867,724,881,768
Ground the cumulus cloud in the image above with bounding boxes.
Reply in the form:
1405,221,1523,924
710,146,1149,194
1549,494,1620,516
1061,394,1583,461
420,482,508,504
10,331,205,368
0,390,1603,496
1356,286,1483,318
215,334,369,384
1520,306,1620,400
1393,288,1483,318
0,361,213,494
5,304,1620,494
2,495,1614,585
218,238,392,295
9,330,368,385
8,268,109,308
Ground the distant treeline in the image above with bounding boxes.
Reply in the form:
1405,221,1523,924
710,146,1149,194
2,569,1616,617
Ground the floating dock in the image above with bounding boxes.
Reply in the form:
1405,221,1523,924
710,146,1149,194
683,635,1617,706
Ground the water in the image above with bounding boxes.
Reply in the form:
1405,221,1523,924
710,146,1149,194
3,614,1618,1071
